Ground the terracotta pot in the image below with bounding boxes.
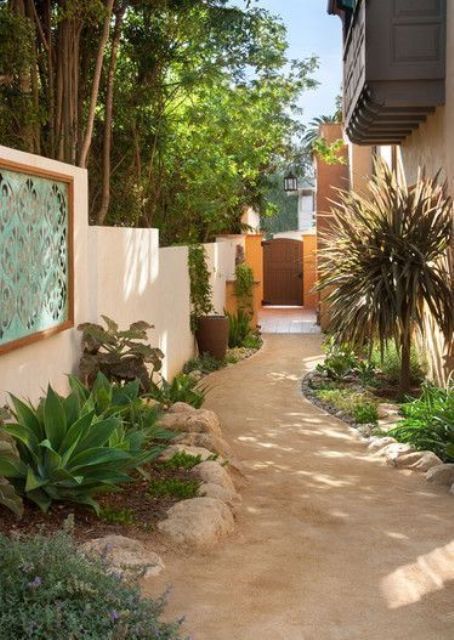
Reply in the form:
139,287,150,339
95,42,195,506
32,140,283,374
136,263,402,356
195,315,229,360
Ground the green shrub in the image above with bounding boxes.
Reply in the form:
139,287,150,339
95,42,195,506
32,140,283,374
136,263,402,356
227,309,252,348
388,384,454,461
183,353,225,375
0,532,183,639
316,340,358,381
188,244,214,333
0,385,162,514
242,333,262,350
149,477,200,500
371,343,426,387
353,402,379,425
77,316,163,392
234,263,255,312
148,373,207,409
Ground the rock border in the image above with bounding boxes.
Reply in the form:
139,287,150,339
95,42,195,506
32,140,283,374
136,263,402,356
302,372,454,497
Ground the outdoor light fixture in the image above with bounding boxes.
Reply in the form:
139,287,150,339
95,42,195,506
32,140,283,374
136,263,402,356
283,172,298,193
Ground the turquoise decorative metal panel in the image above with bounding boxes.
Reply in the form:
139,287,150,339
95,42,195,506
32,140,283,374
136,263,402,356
0,167,70,348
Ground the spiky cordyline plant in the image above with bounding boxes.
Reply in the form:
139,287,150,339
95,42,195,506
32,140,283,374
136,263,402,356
317,160,453,393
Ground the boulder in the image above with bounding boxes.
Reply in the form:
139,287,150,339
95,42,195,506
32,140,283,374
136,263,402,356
80,535,164,579
158,408,222,437
390,450,443,472
158,498,234,547
377,403,400,420
168,402,196,414
377,417,399,433
198,481,242,513
356,424,374,439
367,436,397,453
378,442,413,462
159,444,220,463
174,431,232,458
425,464,454,487
193,460,236,494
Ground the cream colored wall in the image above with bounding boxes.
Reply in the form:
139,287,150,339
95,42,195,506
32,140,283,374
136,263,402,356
89,227,195,381
0,145,89,404
0,144,239,400
203,240,237,315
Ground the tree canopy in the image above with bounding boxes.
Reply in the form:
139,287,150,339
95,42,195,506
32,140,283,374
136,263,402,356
0,0,317,243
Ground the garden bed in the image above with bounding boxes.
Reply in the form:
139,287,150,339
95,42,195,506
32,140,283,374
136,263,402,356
0,460,200,543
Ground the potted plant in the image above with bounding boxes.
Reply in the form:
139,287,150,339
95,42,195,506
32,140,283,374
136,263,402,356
188,244,228,359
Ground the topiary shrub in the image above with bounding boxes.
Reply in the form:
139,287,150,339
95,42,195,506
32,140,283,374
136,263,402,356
0,532,184,639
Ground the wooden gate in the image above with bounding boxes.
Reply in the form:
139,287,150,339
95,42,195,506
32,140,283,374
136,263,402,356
262,238,303,306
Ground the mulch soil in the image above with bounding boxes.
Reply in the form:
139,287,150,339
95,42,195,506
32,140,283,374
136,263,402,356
0,463,195,543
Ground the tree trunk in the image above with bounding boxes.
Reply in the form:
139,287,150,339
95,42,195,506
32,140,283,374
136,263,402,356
78,0,115,168
96,3,126,224
400,326,412,396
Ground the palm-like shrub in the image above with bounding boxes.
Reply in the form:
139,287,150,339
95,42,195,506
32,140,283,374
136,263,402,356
0,385,163,514
318,160,453,393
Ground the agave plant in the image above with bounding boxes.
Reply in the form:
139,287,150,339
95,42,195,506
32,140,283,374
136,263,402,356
226,309,252,348
68,373,174,444
318,159,453,394
0,385,163,514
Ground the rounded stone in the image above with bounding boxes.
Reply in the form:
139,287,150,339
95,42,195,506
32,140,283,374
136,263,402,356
158,497,234,547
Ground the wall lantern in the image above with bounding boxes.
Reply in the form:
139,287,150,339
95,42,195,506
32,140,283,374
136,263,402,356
283,172,298,193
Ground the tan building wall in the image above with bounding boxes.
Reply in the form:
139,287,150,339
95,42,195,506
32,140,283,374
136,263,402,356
316,123,350,330
302,232,318,310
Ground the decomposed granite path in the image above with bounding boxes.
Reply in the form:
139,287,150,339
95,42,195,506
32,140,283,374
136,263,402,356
145,334,454,640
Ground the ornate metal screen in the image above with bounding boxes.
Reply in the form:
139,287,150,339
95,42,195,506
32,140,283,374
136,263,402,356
0,163,73,352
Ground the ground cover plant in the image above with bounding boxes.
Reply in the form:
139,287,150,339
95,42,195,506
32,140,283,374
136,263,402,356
0,532,183,640
388,384,454,462
318,160,453,394
315,388,379,425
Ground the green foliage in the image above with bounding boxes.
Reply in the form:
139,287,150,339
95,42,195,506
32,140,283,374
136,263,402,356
161,451,203,471
149,477,200,500
0,476,23,518
67,373,173,446
234,263,255,312
0,384,162,514
354,360,377,387
188,244,214,332
316,340,358,381
0,532,183,639
312,137,346,165
316,388,378,425
318,160,453,393
242,333,263,350
77,316,163,392
352,403,379,425
100,506,136,526
183,353,225,375
227,309,253,348
148,374,207,409
370,343,426,387
389,384,454,461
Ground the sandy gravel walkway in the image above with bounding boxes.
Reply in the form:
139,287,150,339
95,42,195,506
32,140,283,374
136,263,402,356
145,335,454,640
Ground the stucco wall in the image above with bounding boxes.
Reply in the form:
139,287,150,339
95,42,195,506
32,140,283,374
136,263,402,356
0,145,89,403
89,227,194,381
0,145,238,401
